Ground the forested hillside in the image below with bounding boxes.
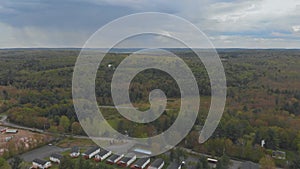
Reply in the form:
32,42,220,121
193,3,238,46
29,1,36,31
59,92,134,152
0,49,300,167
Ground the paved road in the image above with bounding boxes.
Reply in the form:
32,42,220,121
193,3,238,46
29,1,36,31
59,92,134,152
20,145,69,162
99,105,175,111
99,105,138,110
107,142,136,154
0,115,44,132
0,115,134,143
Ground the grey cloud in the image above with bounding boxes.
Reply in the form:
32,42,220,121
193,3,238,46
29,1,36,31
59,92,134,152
0,0,300,48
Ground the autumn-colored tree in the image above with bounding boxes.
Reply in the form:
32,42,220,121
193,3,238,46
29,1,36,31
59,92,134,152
185,131,199,149
71,122,83,135
59,115,70,133
259,155,276,169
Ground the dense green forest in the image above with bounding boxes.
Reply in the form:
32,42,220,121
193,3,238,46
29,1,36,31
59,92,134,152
0,49,300,167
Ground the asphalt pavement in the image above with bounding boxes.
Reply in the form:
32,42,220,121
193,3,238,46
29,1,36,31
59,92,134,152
20,145,69,162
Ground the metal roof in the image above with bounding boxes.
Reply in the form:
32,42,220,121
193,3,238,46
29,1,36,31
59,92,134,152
33,159,48,165
107,154,121,162
5,129,18,132
71,146,79,153
50,153,63,159
97,149,110,157
119,153,135,163
150,158,164,168
84,146,100,155
132,148,152,155
133,158,150,167
166,162,180,169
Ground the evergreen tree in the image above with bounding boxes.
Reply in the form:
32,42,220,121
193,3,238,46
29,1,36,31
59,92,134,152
10,156,22,169
216,154,230,169
59,157,74,169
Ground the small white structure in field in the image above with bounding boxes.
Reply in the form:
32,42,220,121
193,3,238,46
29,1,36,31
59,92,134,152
4,129,18,134
272,150,286,160
261,140,265,147
108,64,114,69
70,146,80,158
32,159,52,169
50,153,63,164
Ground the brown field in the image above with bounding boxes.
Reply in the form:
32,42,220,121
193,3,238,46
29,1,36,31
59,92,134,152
0,126,51,157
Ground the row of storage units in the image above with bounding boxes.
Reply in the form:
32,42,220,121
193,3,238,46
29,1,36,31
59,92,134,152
31,145,184,169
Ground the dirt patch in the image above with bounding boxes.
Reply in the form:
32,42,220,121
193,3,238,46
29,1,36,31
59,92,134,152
0,126,52,157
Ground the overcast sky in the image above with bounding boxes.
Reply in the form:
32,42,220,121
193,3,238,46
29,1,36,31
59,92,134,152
1,0,300,48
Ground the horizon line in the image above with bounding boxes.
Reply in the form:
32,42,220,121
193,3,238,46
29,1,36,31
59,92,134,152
1,47,300,50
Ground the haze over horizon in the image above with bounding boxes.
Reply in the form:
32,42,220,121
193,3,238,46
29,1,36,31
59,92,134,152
1,0,300,49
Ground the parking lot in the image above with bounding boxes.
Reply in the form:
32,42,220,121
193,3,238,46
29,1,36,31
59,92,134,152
20,145,69,162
